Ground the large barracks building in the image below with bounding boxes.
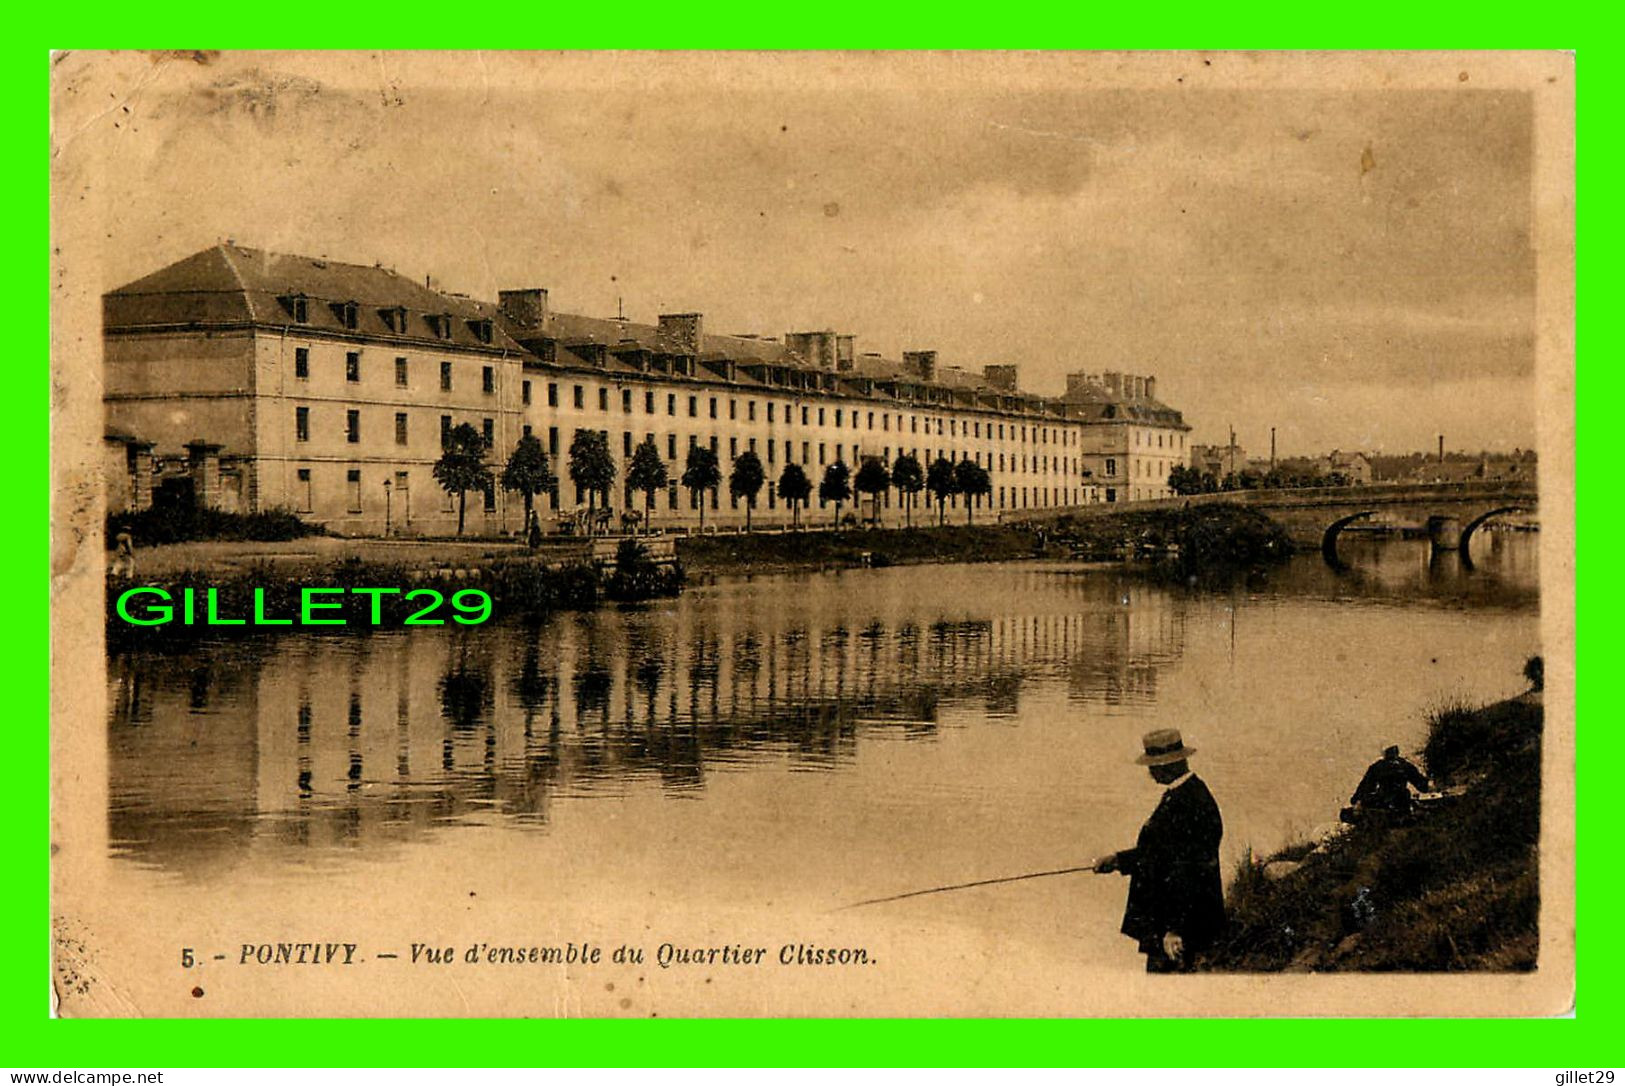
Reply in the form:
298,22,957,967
103,243,1190,535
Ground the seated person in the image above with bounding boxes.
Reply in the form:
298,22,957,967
1350,744,1431,817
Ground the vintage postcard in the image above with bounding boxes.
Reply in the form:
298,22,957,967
49,50,1574,1017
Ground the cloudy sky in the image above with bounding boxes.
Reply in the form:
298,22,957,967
63,51,1539,455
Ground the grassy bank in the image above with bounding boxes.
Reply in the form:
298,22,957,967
677,503,1293,577
677,523,1043,575
1202,685,1542,972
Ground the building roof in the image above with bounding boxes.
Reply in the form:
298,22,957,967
104,242,526,354
104,244,1186,423
1060,377,1189,429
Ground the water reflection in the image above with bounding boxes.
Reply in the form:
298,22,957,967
106,535,1539,881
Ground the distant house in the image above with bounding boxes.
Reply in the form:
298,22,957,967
1322,450,1372,485
1411,456,1536,485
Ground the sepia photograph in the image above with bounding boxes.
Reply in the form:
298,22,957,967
48,49,1574,1018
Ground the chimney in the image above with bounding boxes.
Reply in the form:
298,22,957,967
1065,372,1095,398
785,330,838,370
498,288,549,329
1133,376,1146,399
836,335,856,372
659,312,705,355
1145,375,1157,401
903,350,938,382
1270,427,1277,468
983,364,1018,391
1439,434,1446,463
1104,372,1123,397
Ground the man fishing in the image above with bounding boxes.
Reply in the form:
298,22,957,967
1094,729,1226,973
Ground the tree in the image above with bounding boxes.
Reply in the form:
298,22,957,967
819,460,852,528
891,453,924,527
954,458,992,524
1167,463,1204,496
926,456,960,526
627,437,669,535
501,433,557,526
728,450,766,530
853,457,891,527
433,422,493,536
778,462,812,528
567,429,617,529
681,444,721,531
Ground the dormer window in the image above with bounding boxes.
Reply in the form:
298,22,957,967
470,319,494,345
430,313,454,340
382,306,408,333
338,300,359,330
280,293,309,324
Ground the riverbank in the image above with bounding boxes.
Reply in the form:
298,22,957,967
1201,687,1542,972
678,503,1293,576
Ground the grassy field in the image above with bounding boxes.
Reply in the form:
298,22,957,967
1202,687,1542,972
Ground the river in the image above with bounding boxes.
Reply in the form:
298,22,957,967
91,531,1540,1015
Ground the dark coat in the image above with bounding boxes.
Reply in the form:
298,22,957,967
1113,774,1226,952
1351,756,1430,813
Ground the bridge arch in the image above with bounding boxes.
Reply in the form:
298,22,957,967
1458,505,1527,558
1321,510,1376,569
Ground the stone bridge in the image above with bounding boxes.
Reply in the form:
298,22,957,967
1003,479,1539,561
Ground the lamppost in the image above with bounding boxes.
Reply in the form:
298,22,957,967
383,478,393,538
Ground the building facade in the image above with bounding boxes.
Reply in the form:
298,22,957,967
1060,372,1191,503
105,243,1191,535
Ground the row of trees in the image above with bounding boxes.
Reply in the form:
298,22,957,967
431,423,996,535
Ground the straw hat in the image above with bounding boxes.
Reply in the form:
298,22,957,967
1136,728,1197,766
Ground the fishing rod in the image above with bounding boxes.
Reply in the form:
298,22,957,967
837,862,1108,911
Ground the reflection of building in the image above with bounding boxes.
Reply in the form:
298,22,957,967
106,569,1188,872
1061,372,1191,503
103,243,1195,534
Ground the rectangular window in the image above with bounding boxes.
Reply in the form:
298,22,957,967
623,431,633,457
440,362,453,391
523,424,532,437
395,412,408,445
347,469,362,512
574,385,585,409
667,434,677,459
622,389,633,413
729,437,738,459
547,382,559,407
709,397,718,419
818,443,826,465
645,391,656,414
729,399,737,420
482,418,494,447
835,409,843,427
801,406,809,426
483,366,495,394
599,388,610,412
483,483,496,512
667,393,677,416
867,412,874,429
748,401,757,421
668,482,678,510
1105,458,1117,476
548,426,559,458
522,380,532,405
768,404,776,424
295,407,310,443
396,357,409,387
296,468,313,512
688,396,698,418
346,410,360,443
346,352,360,383
441,415,452,448
767,442,775,463
294,348,310,379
